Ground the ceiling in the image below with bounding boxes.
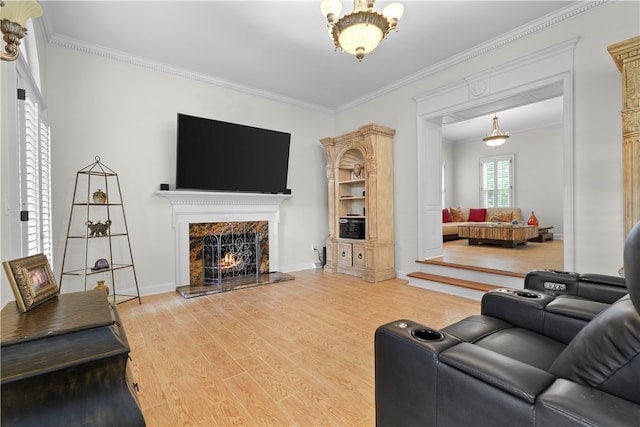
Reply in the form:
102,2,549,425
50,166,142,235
39,0,580,140
442,88,564,144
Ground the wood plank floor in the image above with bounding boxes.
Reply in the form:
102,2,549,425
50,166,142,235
433,238,564,275
118,270,480,426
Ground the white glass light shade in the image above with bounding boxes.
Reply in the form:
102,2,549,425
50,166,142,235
382,2,404,21
483,136,509,147
0,0,43,26
320,0,342,20
338,22,384,56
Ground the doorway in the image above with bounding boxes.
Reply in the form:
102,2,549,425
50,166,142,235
414,39,577,272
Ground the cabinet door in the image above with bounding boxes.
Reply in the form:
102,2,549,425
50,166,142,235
352,244,366,268
337,243,353,267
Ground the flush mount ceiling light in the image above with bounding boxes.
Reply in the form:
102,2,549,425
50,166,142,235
0,0,42,61
320,0,404,61
483,114,510,148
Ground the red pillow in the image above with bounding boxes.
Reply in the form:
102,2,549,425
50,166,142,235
468,208,487,222
443,208,453,223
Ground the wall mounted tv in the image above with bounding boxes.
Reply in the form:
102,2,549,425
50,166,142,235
176,113,291,194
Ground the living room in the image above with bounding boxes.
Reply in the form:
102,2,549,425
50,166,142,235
2,1,636,305
441,105,563,254
1,1,639,424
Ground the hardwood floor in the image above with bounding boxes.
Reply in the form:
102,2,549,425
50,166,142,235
118,270,480,426
435,238,564,275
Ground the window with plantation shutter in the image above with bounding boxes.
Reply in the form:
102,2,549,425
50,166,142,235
20,91,52,263
479,155,514,208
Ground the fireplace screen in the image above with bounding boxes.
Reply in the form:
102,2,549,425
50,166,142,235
202,223,260,285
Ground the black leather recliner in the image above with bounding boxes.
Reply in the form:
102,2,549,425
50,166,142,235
375,223,640,426
523,268,627,304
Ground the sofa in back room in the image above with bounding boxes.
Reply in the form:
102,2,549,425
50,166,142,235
443,207,523,241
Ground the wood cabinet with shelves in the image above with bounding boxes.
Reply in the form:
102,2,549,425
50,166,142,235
321,124,395,282
59,157,141,304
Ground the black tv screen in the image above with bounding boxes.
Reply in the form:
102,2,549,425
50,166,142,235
176,113,291,193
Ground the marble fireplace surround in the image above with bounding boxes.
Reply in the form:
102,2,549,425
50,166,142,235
156,190,291,288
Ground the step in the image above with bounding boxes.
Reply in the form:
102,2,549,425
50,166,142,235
416,259,525,278
407,272,501,293
407,261,527,300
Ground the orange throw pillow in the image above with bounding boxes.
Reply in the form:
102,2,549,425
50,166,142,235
450,207,464,222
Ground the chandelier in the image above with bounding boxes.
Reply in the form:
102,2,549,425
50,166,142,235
0,0,42,61
483,114,510,148
320,0,404,61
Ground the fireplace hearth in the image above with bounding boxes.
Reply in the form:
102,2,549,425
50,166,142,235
176,271,294,299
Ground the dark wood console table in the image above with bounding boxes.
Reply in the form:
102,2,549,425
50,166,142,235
1,290,145,426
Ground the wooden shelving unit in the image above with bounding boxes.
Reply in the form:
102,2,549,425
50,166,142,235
320,124,396,282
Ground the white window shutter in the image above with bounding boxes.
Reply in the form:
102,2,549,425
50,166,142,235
479,155,514,208
20,92,52,263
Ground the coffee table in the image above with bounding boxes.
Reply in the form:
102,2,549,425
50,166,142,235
457,224,539,248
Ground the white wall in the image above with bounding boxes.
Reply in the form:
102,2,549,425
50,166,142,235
334,0,638,276
450,125,564,236
43,46,332,296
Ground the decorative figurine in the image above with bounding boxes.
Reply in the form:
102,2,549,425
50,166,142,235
92,189,107,204
86,220,112,236
352,163,363,180
91,258,110,271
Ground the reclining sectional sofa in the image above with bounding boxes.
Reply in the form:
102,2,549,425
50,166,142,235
442,207,523,241
376,222,640,426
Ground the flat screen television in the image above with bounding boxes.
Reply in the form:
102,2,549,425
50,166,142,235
176,113,291,193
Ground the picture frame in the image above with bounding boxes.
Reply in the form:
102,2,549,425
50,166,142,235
3,254,59,312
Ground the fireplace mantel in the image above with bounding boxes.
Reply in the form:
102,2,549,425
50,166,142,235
155,190,292,207
155,190,291,288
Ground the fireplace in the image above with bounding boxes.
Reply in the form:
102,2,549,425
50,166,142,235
155,190,294,298
189,221,268,287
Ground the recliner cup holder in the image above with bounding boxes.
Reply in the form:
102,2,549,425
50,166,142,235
411,328,444,342
515,291,541,299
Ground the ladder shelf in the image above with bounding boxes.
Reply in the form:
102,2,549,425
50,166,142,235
59,156,141,305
